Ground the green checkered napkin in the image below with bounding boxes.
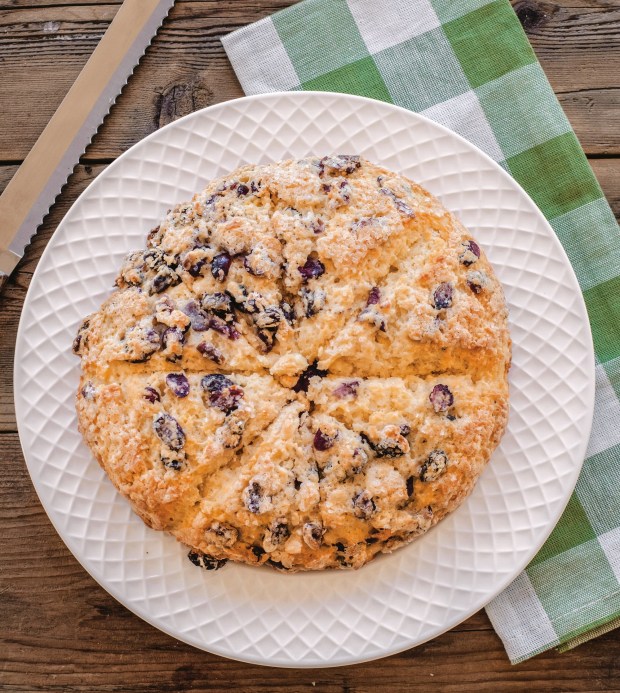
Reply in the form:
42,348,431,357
221,0,620,663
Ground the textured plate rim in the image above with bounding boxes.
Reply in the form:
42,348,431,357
14,91,596,667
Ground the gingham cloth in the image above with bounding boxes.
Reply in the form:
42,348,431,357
221,0,620,663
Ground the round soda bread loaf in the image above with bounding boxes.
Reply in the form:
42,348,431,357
74,155,511,572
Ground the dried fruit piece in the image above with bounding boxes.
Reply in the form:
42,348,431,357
318,154,361,177
228,286,273,318
351,447,369,474
337,179,352,204
187,551,227,570
293,360,328,393
161,326,185,362
183,247,211,277
161,326,185,348
352,490,375,519
406,476,415,497
197,342,224,364
143,386,160,403
252,546,266,560
358,305,386,331
313,428,338,451
211,252,232,281
147,225,162,247
162,454,185,471
467,270,487,294
420,450,448,482
166,373,190,398
379,187,415,217
217,416,245,449
208,315,241,340
151,266,179,294
185,255,209,281
182,300,210,331
257,329,277,351
459,240,481,266
253,305,282,351
81,381,95,400
263,518,290,552
204,193,218,210
358,286,385,329
201,374,243,413
371,439,407,458
301,288,326,317
72,318,90,355
125,326,161,363
302,522,325,549
266,559,288,571
433,282,453,310
205,522,238,548
362,426,409,458
244,480,264,514
253,306,282,330
280,301,295,324
333,381,359,399
312,218,325,234
367,287,381,305
201,292,234,317
351,217,374,233
429,384,454,413
153,412,185,451
298,255,325,282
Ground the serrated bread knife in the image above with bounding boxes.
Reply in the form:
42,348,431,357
0,0,176,293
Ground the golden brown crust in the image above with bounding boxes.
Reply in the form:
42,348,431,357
74,155,511,572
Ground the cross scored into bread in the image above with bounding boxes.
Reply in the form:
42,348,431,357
74,155,511,572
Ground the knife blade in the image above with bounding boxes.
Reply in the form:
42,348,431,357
0,0,176,292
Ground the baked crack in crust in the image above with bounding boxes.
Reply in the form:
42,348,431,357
74,156,510,572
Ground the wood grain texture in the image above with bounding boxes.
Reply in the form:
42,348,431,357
1,0,619,690
0,1,618,160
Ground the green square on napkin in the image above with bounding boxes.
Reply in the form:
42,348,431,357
222,0,620,663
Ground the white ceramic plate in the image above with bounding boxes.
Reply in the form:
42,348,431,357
14,92,595,668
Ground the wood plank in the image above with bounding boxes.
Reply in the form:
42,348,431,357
0,281,21,431
0,4,117,162
0,1,617,161
591,158,620,217
559,89,620,155
521,2,620,99
0,1,120,7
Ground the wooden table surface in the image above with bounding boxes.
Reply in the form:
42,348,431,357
1,1,618,690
